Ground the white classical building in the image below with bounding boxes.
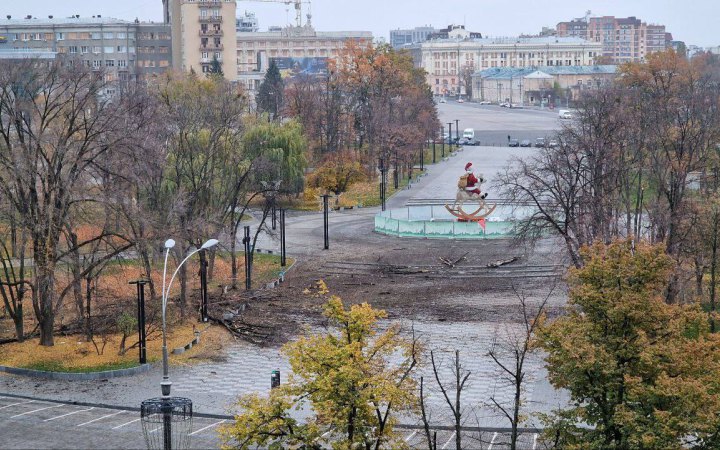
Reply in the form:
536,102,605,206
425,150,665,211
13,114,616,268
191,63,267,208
404,36,603,97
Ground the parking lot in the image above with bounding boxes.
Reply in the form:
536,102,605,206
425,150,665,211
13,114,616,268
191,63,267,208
437,101,562,146
0,393,545,449
0,394,224,449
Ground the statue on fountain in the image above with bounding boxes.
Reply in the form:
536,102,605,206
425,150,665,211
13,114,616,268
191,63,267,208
445,162,496,222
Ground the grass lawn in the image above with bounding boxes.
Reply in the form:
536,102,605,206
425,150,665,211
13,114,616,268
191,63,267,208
0,323,232,373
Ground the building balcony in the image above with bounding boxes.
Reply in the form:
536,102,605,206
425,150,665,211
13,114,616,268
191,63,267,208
200,44,224,51
199,16,223,23
199,29,223,37
200,56,223,64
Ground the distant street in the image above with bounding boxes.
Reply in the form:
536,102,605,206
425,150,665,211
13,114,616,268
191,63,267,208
437,101,562,145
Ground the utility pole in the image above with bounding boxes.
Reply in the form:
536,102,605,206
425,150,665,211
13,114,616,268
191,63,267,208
455,119,459,142
448,122,453,148
243,226,252,290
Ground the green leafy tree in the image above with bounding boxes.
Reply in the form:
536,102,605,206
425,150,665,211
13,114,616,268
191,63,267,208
257,60,284,119
538,240,720,449
241,119,308,195
208,56,223,77
221,293,420,449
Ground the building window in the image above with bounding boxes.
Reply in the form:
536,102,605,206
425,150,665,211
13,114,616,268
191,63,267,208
93,60,102,68
117,46,127,53
92,32,101,40
117,32,126,39
118,59,127,67
69,46,78,54
106,60,115,67
103,32,114,39
56,32,64,41
104,46,114,53
93,46,101,54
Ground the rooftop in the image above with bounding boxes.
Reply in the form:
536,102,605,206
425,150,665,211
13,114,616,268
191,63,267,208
475,65,618,78
0,16,153,27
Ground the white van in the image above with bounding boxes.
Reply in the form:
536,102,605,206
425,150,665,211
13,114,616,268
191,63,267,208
559,109,573,119
463,128,475,139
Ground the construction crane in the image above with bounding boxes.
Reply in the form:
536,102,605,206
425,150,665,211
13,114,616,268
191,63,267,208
237,0,311,28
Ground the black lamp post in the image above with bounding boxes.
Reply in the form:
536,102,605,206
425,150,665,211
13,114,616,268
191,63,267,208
455,119,459,142
441,125,445,157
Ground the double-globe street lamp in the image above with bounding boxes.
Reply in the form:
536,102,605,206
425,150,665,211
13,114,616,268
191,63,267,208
141,237,218,450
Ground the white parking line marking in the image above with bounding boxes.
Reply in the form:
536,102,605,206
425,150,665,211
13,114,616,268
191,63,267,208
111,418,140,429
487,432,498,450
532,433,538,450
10,404,63,418
0,400,36,410
44,407,94,421
441,431,456,450
405,431,417,442
77,410,125,427
189,420,226,436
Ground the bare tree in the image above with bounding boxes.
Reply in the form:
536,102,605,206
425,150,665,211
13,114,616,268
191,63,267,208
487,286,552,450
0,60,149,345
427,350,471,450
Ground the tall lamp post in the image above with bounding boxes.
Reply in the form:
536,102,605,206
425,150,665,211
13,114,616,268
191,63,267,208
141,238,218,450
160,238,218,396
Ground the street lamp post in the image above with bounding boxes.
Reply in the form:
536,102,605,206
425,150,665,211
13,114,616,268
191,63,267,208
441,125,445,158
455,119,459,142
447,122,453,150
142,237,218,450
160,238,219,397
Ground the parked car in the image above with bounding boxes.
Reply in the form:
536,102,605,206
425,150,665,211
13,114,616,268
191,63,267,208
508,139,520,147
439,97,447,103
548,139,559,148
520,139,532,147
535,137,546,148
558,109,573,119
457,98,465,103
510,103,523,109
466,138,479,146
499,102,509,107
458,137,470,146
478,100,492,105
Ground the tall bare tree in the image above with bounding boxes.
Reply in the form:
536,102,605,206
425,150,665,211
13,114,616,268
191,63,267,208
0,61,149,345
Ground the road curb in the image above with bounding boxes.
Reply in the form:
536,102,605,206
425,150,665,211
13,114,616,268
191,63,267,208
0,363,152,381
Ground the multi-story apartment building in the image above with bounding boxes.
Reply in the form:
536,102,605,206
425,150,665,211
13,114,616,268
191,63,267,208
557,15,672,63
406,36,602,97
0,15,172,86
390,26,438,48
136,23,172,77
166,0,237,79
236,25,372,91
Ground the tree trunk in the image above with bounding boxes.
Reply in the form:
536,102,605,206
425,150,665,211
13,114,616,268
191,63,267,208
208,248,216,280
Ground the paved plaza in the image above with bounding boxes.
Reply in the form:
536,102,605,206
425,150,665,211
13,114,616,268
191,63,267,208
0,103,566,448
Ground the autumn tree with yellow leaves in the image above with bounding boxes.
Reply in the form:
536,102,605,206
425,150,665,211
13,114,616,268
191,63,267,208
539,240,720,449
221,291,420,449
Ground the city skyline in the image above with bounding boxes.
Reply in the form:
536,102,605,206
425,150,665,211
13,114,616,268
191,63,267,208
2,0,718,47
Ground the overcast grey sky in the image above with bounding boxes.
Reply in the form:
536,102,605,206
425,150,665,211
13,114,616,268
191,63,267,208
3,0,718,46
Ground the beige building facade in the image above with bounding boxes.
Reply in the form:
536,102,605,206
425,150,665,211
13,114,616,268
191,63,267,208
406,37,602,97
236,25,372,91
167,0,237,80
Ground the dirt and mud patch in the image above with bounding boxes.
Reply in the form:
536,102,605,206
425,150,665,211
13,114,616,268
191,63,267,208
209,236,569,347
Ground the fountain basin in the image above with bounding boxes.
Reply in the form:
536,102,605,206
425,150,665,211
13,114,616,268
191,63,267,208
374,204,520,239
